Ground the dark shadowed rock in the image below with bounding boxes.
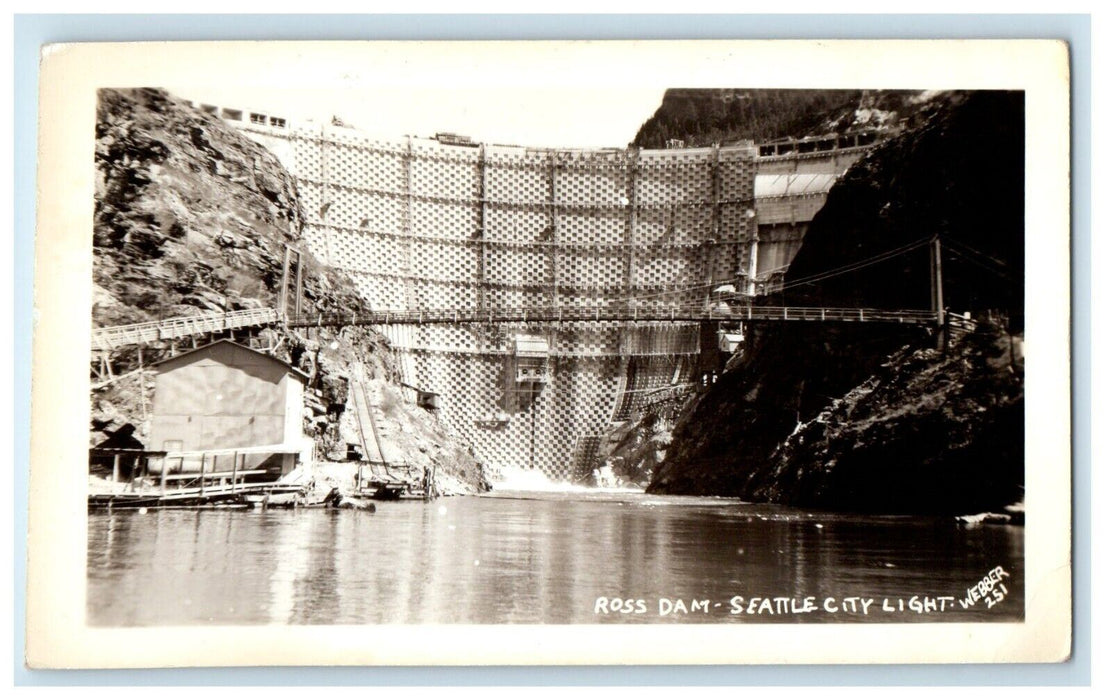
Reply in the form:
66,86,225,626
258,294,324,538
649,91,1025,515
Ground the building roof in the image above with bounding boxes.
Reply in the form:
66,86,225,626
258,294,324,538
150,339,310,382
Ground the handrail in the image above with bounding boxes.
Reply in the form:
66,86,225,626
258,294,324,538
92,303,978,352
286,305,944,328
92,308,280,351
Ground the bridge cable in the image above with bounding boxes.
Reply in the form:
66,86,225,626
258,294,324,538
773,237,933,294
775,236,932,291
941,246,1024,286
940,237,1016,273
607,238,897,307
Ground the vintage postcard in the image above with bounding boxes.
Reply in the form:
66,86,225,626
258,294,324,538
26,40,1071,667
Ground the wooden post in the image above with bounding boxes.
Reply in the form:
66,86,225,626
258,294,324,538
112,454,120,483
280,246,291,319
930,236,944,324
231,451,238,492
200,453,207,498
137,346,148,423
293,251,304,320
943,308,951,350
930,236,945,351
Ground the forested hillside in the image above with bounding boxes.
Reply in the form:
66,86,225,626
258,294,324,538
631,88,921,148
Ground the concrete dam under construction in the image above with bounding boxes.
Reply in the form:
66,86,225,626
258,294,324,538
214,106,879,480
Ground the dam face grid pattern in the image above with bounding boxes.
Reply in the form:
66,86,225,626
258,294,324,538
261,127,757,477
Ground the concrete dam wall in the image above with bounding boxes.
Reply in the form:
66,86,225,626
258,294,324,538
217,108,868,479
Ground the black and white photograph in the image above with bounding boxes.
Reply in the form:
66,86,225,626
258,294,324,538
25,39,1072,667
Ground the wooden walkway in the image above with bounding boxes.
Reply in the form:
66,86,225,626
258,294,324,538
91,307,279,351
91,304,972,352
88,482,305,510
287,304,947,328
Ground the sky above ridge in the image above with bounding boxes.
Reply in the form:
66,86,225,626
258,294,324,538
162,85,668,150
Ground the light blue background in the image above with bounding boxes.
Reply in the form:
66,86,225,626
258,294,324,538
12,13,1091,686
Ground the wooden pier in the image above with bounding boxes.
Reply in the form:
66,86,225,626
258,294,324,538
88,446,308,510
88,482,306,510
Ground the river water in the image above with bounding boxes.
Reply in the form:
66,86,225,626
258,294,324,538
87,488,1023,626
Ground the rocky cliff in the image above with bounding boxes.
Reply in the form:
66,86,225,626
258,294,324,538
647,91,1025,515
91,88,487,493
749,321,1023,514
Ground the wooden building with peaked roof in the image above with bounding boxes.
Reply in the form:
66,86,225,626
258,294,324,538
147,340,309,475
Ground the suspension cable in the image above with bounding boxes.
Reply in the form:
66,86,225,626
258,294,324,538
773,236,933,293
940,237,1015,272
942,246,1024,285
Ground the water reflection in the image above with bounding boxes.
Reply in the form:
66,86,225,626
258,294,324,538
87,493,1023,626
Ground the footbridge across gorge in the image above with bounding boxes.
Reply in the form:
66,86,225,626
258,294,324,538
92,235,968,350
90,234,972,481
91,303,960,352
286,304,948,329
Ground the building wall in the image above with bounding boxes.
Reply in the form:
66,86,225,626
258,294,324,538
149,344,302,453
285,373,305,450
235,121,763,478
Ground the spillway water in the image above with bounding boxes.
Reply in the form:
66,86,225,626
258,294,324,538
87,491,1023,626
486,465,641,494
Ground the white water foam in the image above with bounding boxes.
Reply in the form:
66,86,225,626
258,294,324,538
488,465,642,494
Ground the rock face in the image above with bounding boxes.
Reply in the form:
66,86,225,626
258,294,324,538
740,323,1022,514
595,410,675,488
92,88,487,493
648,91,1024,515
94,88,301,325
